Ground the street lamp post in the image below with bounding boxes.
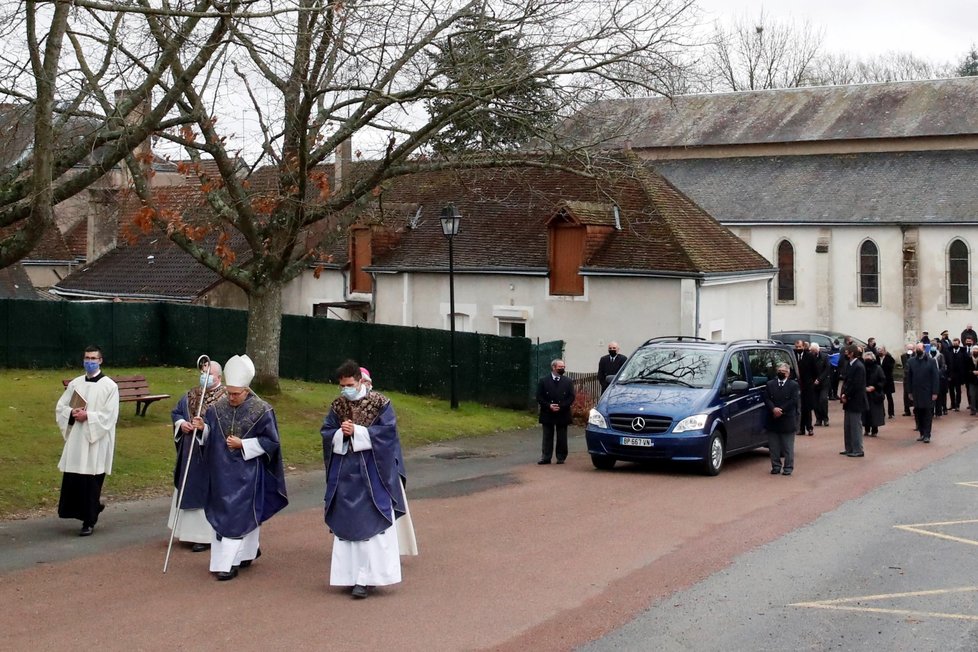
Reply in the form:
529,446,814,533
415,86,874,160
440,203,462,409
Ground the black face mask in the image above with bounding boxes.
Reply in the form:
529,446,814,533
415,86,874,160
555,368,565,376
777,372,787,380
916,351,924,358
608,350,616,356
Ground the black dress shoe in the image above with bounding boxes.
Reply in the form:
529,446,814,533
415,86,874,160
917,436,925,441
847,452,865,457
923,438,931,443
839,451,850,455
771,468,781,474
216,568,238,581
782,469,793,476
191,543,209,553
351,584,368,599
807,430,814,436
537,459,551,465
79,525,94,537
556,459,565,464
239,548,262,568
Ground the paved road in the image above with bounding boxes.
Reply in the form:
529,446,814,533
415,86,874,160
1,403,976,651
583,429,978,652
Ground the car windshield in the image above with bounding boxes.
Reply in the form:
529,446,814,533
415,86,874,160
616,347,724,389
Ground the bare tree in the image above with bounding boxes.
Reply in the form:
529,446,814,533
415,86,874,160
0,0,230,267
706,10,824,91
808,50,954,86
81,0,699,392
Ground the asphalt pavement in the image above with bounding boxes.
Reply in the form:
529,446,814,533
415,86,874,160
584,423,978,651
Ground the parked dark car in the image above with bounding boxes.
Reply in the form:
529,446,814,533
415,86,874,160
770,330,866,352
585,337,797,476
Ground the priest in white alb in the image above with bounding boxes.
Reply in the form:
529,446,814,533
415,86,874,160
321,360,416,599
191,354,288,581
55,345,120,537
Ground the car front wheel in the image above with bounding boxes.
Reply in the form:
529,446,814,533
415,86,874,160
702,431,724,476
591,454,617,470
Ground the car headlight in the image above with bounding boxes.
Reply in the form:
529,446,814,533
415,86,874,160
673,413,708,433
588,408,607,429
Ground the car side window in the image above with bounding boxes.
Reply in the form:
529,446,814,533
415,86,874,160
726,351,747,383
747,349,775,387
770,348,794,374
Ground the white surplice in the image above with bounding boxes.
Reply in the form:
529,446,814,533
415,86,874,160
209,528,261,572
55,375,119,475
166,491,214,544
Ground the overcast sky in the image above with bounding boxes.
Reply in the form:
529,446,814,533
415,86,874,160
695,0,977,64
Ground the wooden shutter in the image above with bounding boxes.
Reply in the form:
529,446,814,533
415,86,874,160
549,224,585,296
350,228,373,293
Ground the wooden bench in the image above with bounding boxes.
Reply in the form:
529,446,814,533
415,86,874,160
62,375,171,416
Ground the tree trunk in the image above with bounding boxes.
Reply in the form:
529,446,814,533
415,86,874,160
246,282,283,395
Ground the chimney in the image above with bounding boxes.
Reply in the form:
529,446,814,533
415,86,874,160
334,139,352,192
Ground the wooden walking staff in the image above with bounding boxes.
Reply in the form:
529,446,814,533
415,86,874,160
163,355,211,573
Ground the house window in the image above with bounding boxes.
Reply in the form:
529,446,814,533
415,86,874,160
948,239,970,307
349,227,372,293
776,239,794,302
498,320,527,338
858,240,880,305
549,224,585,296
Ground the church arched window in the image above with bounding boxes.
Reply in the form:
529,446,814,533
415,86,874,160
948,239,970,307
776,239,794,302
858,240,880,305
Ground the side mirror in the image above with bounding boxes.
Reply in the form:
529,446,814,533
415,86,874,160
729,380,749,393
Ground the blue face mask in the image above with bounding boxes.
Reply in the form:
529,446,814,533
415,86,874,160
341,386,359,400
199,372,215,389
84,360,100,375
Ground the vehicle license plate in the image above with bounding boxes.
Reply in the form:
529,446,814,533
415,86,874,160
621,436,653,447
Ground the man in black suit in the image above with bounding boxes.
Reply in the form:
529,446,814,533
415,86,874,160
947,337,967,412
792,340,817,435
536,359,575,465
764,362,800,475
906,342,939,443
597,342,628,394
840,345,868,457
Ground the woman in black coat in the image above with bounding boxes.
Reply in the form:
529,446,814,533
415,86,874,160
863,352,886,436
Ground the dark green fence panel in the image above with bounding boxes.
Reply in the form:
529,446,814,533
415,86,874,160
160,304,247,368
0,299,561,408
113,302,163,366
280,314,310,381
6,300,64,367
63,303,115,365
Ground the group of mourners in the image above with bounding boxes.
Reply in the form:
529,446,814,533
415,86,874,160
55,348,416,598
763,324,978,474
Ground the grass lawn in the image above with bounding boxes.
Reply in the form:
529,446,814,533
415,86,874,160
0,367,535,519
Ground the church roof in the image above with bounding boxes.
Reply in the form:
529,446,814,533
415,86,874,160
653,150,978,225
565,77,978,150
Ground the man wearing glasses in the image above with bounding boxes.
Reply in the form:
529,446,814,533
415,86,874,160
55,345,120,536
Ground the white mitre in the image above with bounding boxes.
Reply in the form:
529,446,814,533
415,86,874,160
224,354,255,387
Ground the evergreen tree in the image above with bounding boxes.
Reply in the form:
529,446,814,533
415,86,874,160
426,14,556,155
957,46,978,77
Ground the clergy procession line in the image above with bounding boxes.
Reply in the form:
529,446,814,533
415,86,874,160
55,348,417,598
